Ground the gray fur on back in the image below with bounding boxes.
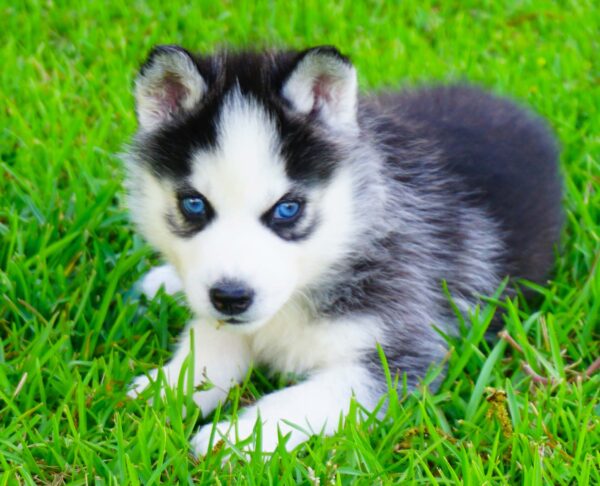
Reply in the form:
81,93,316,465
306,85,561,391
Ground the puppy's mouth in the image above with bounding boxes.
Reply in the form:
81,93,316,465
216,317,249,327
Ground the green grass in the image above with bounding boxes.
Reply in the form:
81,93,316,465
1,0,599,483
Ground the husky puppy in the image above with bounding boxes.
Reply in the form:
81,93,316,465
124,45,562,454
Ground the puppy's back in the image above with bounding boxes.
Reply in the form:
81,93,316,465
372,85,562,286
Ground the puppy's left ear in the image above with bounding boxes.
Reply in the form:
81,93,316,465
282,46,358,131
134,45,207,131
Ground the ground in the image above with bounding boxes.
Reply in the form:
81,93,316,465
0,0,598,484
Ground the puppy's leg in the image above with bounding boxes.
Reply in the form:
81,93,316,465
191,364,377,455
140,264,183,297
129,321,252,416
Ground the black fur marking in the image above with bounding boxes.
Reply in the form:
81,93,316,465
277,113,341,184
267,214,319,242
133,107,219,178
132,47,345,184
166,209,213,239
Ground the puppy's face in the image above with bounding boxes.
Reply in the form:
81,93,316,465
126,46,360,331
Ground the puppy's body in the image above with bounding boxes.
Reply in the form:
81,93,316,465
125,46,562,453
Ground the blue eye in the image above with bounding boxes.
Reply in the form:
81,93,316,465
181,196,206,217
273,201,301,221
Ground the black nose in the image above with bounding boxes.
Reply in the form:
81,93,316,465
209,281,254,316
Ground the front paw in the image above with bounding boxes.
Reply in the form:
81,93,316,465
191,412,310,456
190,418,256,456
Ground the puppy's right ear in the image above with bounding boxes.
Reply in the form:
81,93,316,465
134,45,206,131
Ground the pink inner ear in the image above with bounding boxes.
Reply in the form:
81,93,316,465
312,75,334,109
160,73,189,113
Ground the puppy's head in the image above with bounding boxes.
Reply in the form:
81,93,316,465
125,45,361,331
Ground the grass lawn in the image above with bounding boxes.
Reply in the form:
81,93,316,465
1,0,599,484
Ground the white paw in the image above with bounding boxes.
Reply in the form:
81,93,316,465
127,369,158,398
191,417,259,456
140,264,183,298
190,411,312,456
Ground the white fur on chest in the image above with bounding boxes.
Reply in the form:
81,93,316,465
249,299,381,375
139,264,381,375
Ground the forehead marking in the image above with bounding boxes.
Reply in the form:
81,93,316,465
189,89,290,213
